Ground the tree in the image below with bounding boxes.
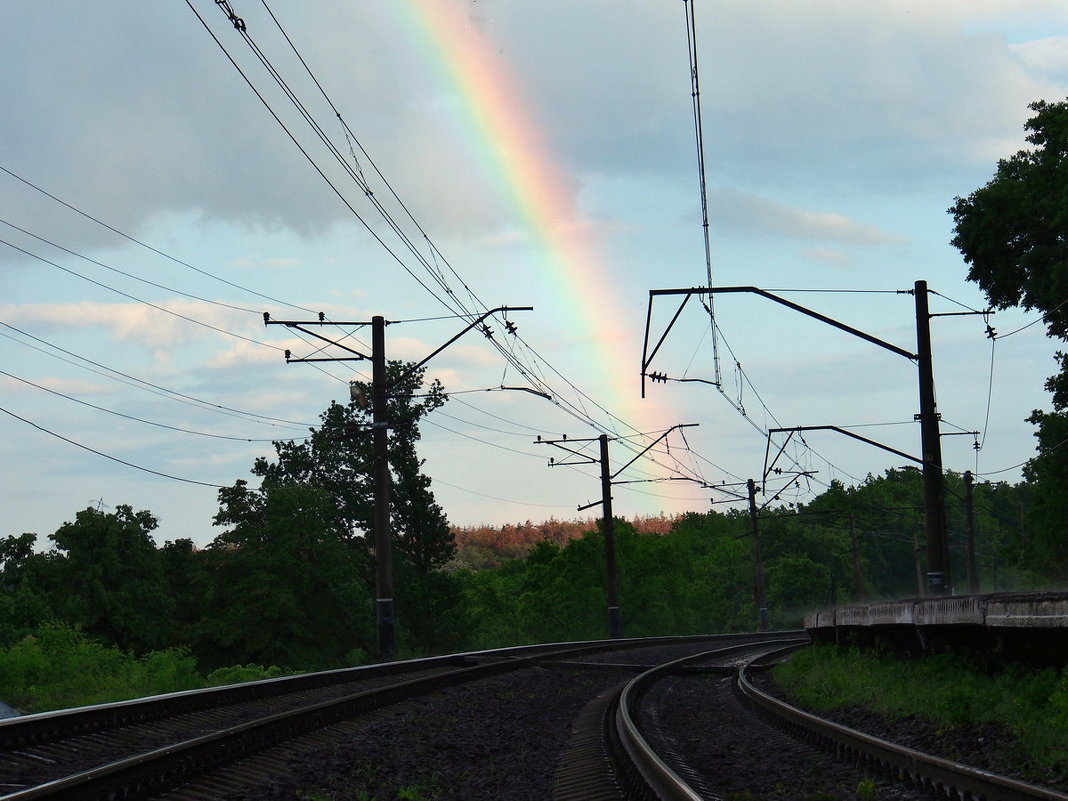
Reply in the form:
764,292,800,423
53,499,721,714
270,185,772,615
949,98,1068,582
158,538,210,650
198,482,369,669
251,361,452,568
210,360,459,658
0,533,53,644
46,506,174,653
949,99,1068,337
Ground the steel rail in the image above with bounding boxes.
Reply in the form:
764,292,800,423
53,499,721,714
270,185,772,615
614,637,809,800
737,649,1068,801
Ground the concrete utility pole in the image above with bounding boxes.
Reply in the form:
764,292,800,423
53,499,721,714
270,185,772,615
913,521,926,597
914,280,950,594
266,306,531,660
535,433,622,638
849,514,865,602
599,434,621,638
371,316,394,659
964,470,979,593
537,423,697,639
643,281,968,597
747,479,770,632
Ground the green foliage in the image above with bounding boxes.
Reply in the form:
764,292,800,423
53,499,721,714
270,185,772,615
452,473,1041,647
1051,671,1068,738
0,558,54,645
950,98,1068,583
56,506,174,652
950,99,1068,337
158,537,210,647
765,554,830,622
456,511,759,648
2,507,176,654
204,360,458,663
198,482,371,671
252,361,454,576
205,663,287,686
0,623,201,713
1021,407,1068,581
775,645,1068,777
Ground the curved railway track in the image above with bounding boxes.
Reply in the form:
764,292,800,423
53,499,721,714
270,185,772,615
2,632,1062,800
575,641,1068,801
0,634,787,800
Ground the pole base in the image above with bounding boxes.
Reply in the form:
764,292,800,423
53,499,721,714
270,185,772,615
377,597,395,660
608,606,622,639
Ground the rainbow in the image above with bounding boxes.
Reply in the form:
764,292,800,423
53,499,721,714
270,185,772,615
386,1,660,424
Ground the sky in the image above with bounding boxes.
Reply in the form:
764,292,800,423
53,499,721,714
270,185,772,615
3,1,1068,548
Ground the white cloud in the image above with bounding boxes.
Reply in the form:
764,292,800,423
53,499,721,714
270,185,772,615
803,248,855,268
0,374,116,397
2,0,1063,255
1010,36,1068,81
1,0,1062,540
710,187,904,246
0,300,265,352
203,338,299,370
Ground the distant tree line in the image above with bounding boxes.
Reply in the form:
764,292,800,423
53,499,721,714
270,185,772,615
0,461,1041,673
451,514,677,570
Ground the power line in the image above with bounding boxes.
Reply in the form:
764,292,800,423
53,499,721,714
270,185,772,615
185,0,459,313
190,0,884,512
429,476,576,510
0,164,318,314
0,237,283,352
193,2,672,476
0,404,226,488
0,321,311,429
0,368,294,443
0,217,261,314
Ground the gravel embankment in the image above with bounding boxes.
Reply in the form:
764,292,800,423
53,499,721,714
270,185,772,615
229,664,632,801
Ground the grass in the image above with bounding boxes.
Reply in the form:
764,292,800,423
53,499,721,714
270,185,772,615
0,623,289,714
773,644,1068,779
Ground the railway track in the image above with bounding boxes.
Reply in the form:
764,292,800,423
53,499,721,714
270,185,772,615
579,641,1068,801
4,631,1060,800
0,634,785,800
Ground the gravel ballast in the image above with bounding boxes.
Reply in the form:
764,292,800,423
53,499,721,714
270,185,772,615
231,665,632,801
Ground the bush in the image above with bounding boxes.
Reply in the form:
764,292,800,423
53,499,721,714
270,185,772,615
205,664,287,686
0,623,200,713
